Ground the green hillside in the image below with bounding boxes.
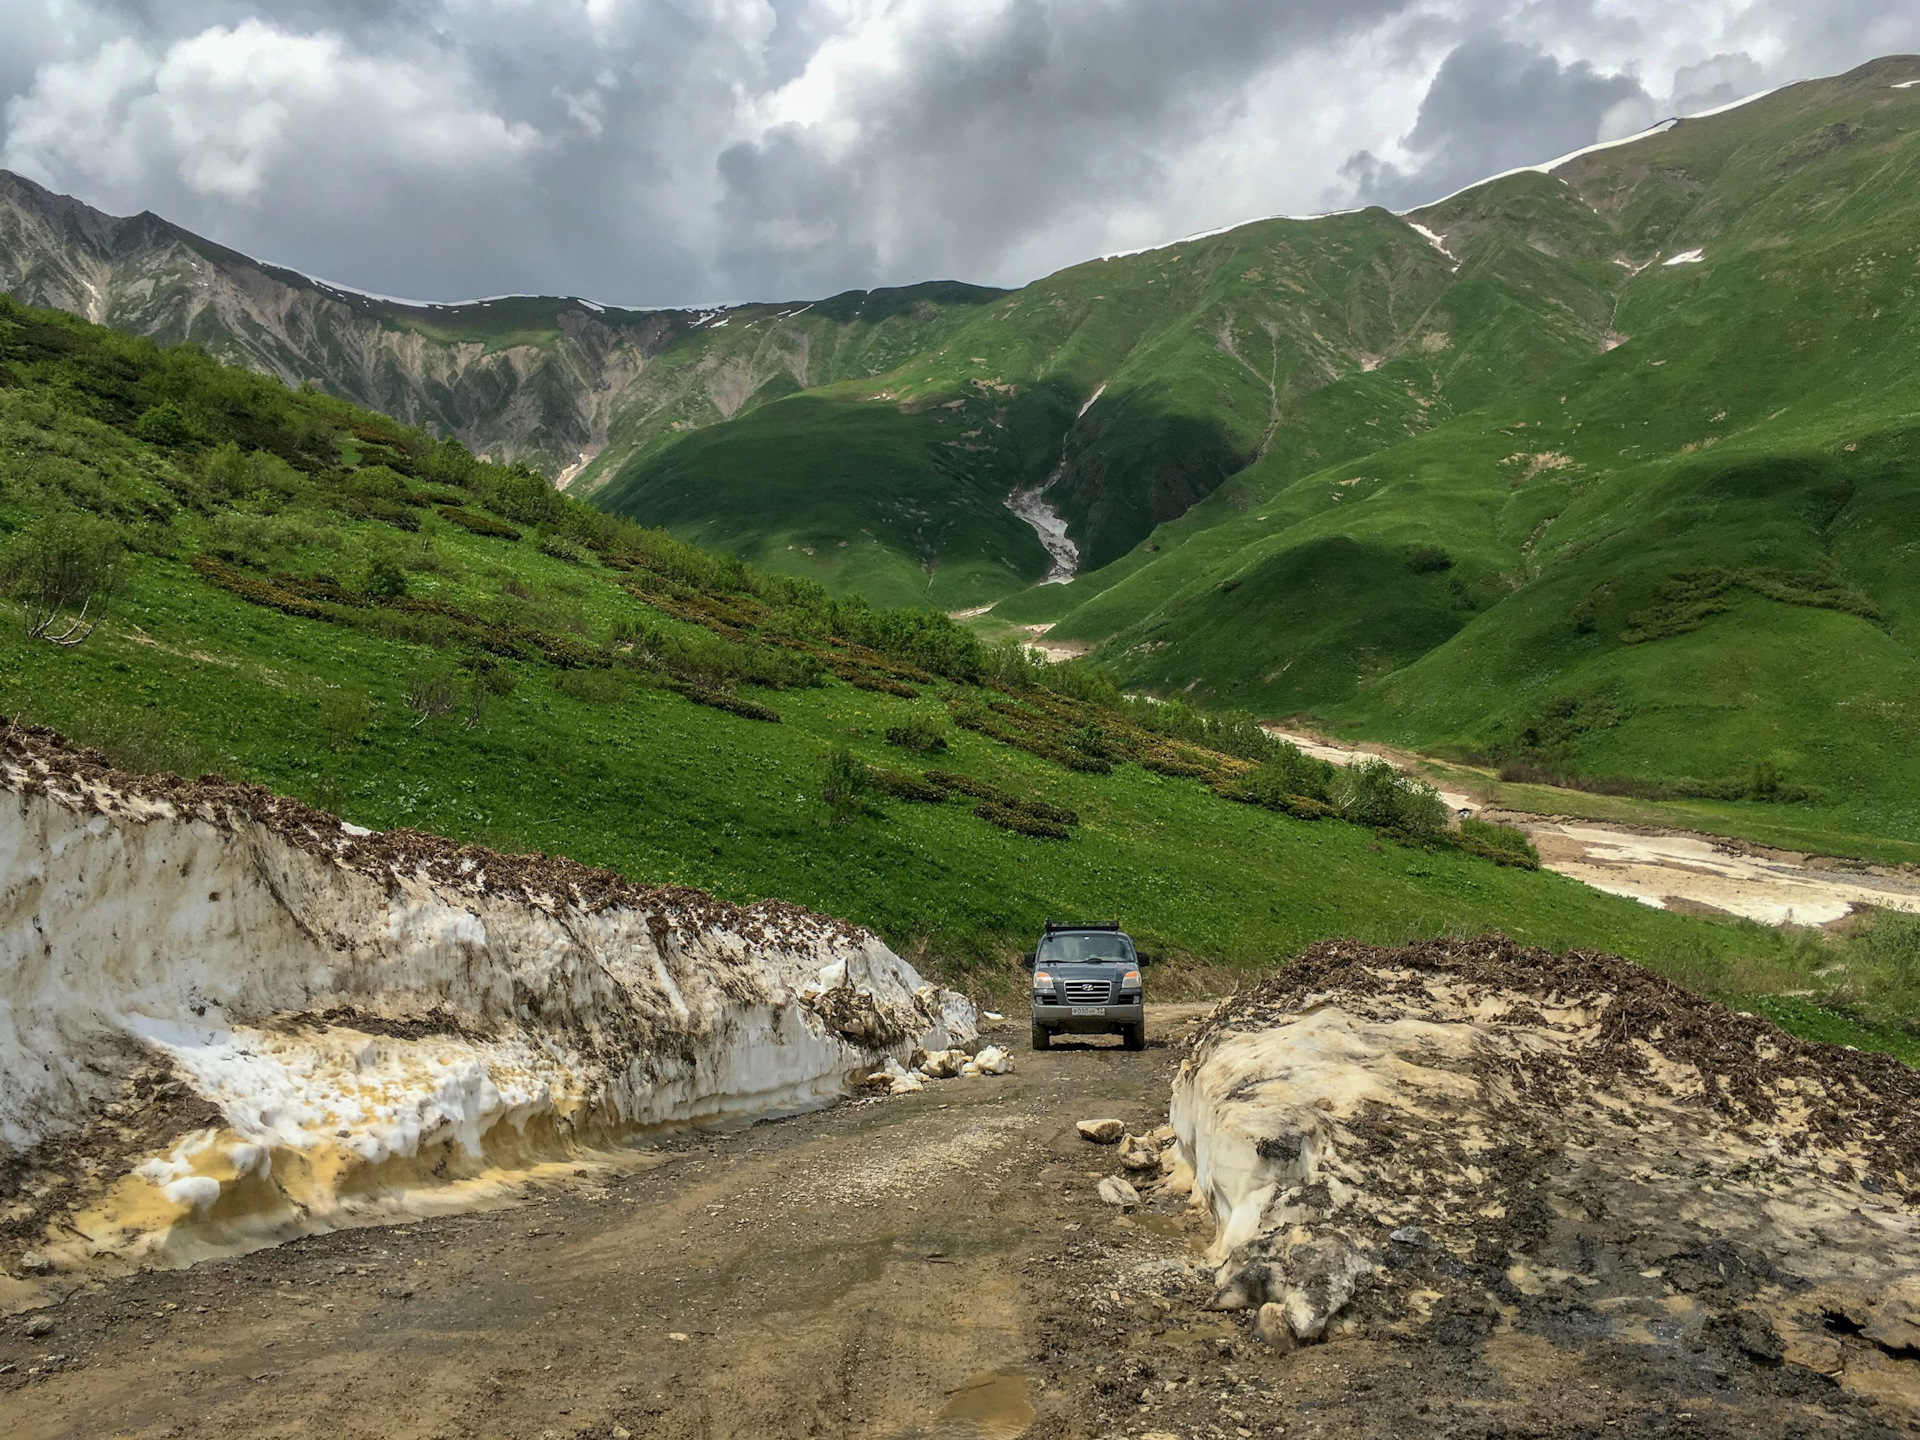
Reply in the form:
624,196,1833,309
591,193,1625,601
996,57,1920,854
15,291,1904,1050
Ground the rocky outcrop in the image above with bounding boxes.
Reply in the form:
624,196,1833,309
0,720,972,1278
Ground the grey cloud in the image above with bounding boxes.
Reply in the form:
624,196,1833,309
711,0,1413,299
1672,53,1766,114
0,2,1917,307
1340,36,1649,212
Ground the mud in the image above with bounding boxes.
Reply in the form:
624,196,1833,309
6,997,1917,1438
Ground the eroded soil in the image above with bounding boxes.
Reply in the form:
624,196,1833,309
4,1007,1916,1439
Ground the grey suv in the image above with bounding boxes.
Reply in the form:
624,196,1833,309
1026,921,1146,1051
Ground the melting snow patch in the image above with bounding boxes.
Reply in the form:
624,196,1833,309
1664,248,1706,266
0,722,974,1271
1405,222,1460,268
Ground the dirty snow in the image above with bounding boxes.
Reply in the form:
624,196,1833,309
1664,248,1706,265
0,725,973,1270
1172,937,1920,1391
1516,820,1920,926
1006,478,1079,584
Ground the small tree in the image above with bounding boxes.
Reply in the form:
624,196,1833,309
5,513,122,646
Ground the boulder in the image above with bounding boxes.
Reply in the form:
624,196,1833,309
1097,1176,1141,1208
1077,1118,1125,1144
1118,1134,1161,1172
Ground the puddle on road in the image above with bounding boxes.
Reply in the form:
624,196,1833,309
899,1367,1034,1439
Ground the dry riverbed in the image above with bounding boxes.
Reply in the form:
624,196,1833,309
1265,728,1920,927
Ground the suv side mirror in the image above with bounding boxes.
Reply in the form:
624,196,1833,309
1022,951,1037,970
1135,953,1154,967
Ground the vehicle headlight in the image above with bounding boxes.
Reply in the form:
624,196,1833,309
1032,969,1053,992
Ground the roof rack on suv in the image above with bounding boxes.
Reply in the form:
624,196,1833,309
1042,919,1121,934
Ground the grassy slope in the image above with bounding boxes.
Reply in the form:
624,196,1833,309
1028,60,1920,852
592,193,1626,604
2,294,1861,1042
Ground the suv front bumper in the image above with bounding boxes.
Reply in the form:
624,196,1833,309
1032,999,1144,1033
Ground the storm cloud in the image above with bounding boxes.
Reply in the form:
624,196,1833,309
1,0,1914,306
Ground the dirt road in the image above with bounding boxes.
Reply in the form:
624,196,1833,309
4,1008,1910,1439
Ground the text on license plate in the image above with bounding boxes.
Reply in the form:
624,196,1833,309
1071,1006,1105,1016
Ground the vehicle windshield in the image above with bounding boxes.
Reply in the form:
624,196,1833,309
1036,932,1134,964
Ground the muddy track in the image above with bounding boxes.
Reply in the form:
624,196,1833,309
3,1008,1913,1439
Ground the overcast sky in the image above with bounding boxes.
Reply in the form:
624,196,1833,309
3,1,1915,307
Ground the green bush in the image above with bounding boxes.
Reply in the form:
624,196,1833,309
885,714,949,754
539,534,593,565
1459,817,1540,868
1331,758,1449,838
1237,744,1338,806
868,766,949,802
438,506,522,541
134,402,196,448
361,555,409,600
973,799,1070,840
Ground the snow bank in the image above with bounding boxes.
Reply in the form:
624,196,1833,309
1171,937,1920,1383
1664,247,1706,266
0,721,972,1271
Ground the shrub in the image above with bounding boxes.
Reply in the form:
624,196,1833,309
1458,816,1540,868
362,554,409,600
868,767,949,803
553,669,624,705
666,681,781,723
1820,911,1920,1029
134,402,196,448
438,506,522,540
1404,543,1453,574
822,744,879,824
404,666,459,725
1237,744,1338,807
540,534,593,565
885,715,949,754
4,511,122,646
319,690,374,751
973,799,1069,840
1331,758,1449,838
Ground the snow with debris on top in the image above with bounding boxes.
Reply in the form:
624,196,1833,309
1,757,975,1264
1664,248,1706,266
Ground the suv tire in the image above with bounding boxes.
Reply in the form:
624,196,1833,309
1031,1023,1052,1051
1121,1021,1146,1052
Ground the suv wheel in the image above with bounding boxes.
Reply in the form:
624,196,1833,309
1121,1021,1146,1052
1031,1023,1052,1051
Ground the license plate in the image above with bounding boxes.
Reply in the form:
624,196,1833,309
1071,1006,1105,1017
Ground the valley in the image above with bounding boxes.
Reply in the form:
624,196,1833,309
5,41,1920,1440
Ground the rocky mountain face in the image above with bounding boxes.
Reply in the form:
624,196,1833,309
0,169,787,477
